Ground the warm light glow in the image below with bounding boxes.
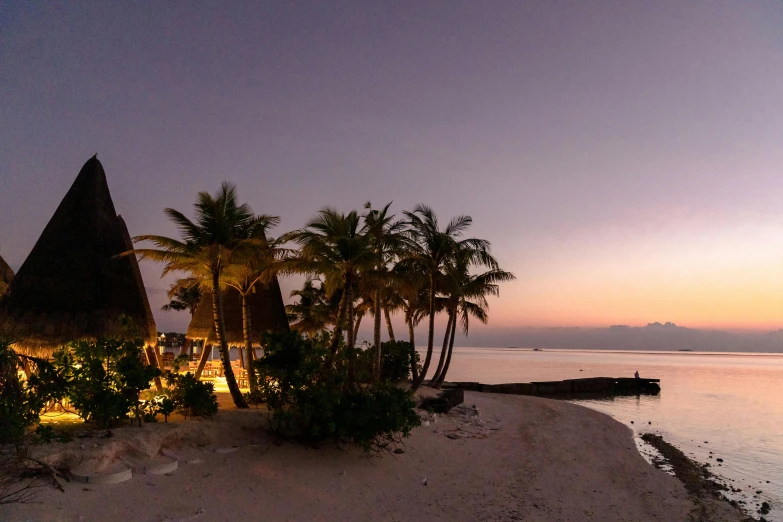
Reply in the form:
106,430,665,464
491,219,783,330
39,411,84,425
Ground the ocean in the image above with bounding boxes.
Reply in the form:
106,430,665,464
430,347,783,520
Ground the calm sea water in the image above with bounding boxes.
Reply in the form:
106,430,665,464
430,347,783,520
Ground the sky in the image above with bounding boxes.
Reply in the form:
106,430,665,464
1,1,782,340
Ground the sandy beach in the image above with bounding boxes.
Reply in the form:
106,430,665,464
2,391,745,522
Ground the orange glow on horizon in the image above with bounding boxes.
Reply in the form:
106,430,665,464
488,219,783,332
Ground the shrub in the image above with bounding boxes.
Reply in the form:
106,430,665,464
357,341,419,383
0,339,66,444
53,338,160,433
253,332,420,451
165,372,218,418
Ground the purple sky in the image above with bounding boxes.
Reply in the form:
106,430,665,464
1,1,782,339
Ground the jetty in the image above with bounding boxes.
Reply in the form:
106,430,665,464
444,377,661,399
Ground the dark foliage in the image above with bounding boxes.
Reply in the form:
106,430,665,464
165,372,218,418
252,332,420,451
53,338,160,432
357,341,419,383
0,340,66,444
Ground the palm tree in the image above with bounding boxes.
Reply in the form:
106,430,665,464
129,182,268,409
431,267,515,388
161,279,202,357
286,279,338,337
403,205,491,391
161,280,202,315
350,292,373,346
381,287,406,341
428,279,457,387
285,208,374,368
394,262,429,382
362,202,407,379
221,217,282,391
429,243,515,387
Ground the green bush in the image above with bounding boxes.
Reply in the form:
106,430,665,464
53,338,160,433
357,341,420,383
165,372,218,418
0,342,35,444
253,332,420,451
0,339,67,444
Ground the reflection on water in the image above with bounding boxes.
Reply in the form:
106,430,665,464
433,347,783,520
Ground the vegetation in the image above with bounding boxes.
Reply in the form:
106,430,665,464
251,332,420,451
5,182,511,458
358,340,420,383
0,339,62,444
165,371,218,418
129,181,511,393
52,339,160,433
161,281,202,315
129,183,275,408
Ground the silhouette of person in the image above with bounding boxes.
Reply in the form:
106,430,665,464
634,370,640,379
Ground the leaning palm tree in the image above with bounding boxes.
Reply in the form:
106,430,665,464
285,208,374,368
428,274,458,388
430,266,515,388
403,205,492,391
429,242,515,387
128,183,267,409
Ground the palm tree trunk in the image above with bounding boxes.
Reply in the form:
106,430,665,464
429,308,454,386
346,279,355,349
433,312,458,389
373,287,382,380
384,308,395,341
326,286,349,367
352,313,363,348
345,278,356,385
212,269,247,408
179,338,190,358
237,344,245,369
194,341,210,380
407,315,418,382
242,293,257,392
411,272,436,390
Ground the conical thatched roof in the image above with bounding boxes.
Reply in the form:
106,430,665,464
0,255,13,296
186,278,289,345
0,156,157,354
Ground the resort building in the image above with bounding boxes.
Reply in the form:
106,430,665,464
185,282,289,363
0,156,158,358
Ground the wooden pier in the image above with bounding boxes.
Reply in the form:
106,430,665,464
444,377,660,398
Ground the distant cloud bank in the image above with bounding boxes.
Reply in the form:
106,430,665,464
465,322,783,353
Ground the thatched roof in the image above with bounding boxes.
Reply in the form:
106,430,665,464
0,255,13,296
186,278,289,345
0,155,157,354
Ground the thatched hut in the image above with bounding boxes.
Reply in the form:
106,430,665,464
0,255,13,296
0,156,158,355
186,279,289,349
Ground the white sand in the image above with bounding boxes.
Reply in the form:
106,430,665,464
1,391,744,522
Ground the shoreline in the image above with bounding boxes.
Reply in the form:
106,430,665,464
641,433,764,522
2,391,749,522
